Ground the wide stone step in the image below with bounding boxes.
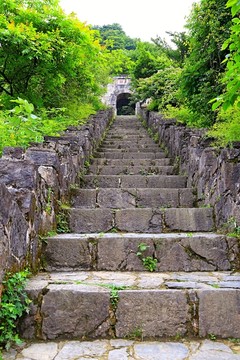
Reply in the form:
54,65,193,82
72,188,195,208
81,175,187,188
43,233,239,272
91,158,172,167
99,145,161,152
69,207,214,233
102,140,157,146
20,271,240,340
88,165,175,175
94,152,166,159
96,148,164,154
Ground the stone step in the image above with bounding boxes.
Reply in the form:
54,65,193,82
72,188,195,208
96,148,163,153
20,271,240,340
69,207,214,233
81,175,187,188
94,152,167,159
88,165,175,175
99,145,161,152
102,140,156,146
105,135,149,140
91,158,172,166
5,339,240,360
43,233,239,272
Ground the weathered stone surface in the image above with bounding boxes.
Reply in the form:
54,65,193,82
164,208,214,232
97,188,136,208
43,233,236,272
82,175,120,188
198,289,240,338
190,340,240,360
137,108,240,229
115,209,162,233
41,285,110,339
55,340,108,360
89,165,174,176
146,175,187,188
72,189,97,208
91,158,171,166
134,342,189,360
44,236,96,270
0,109,113,277
21,343,58,360
116,290,189,337
70,208,113,232
136,188,180,207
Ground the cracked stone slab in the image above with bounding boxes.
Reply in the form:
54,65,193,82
3,339,240,360
43,233,237,272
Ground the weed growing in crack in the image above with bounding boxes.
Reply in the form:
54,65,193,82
126,327,143,340
137,243,158,272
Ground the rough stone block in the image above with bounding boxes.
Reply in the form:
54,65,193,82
70,209,113,232
136,188,179,208
82,175,120,188
115,209,162,233
44,237,95,270
97,189,136,209
164,208,214,232
147,175,187,188
116,290,189,338
121,175,147,188
198,289,240,338
41,285,110,339
72,189,97,208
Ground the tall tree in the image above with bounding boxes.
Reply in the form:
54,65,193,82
180,0,232,126
0,0,108,110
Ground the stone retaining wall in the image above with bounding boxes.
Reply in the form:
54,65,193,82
0,109,114,283
137,107,240,230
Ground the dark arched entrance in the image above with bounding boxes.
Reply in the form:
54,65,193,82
116,93,135,115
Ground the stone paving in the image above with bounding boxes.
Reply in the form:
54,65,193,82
3,339,240,360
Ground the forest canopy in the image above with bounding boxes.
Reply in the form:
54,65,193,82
0,0,239,152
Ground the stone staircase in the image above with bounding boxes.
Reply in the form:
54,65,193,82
21,116,240,341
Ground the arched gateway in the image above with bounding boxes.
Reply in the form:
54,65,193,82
102,76,135,115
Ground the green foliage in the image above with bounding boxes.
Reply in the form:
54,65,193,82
152,32,190,66
137,243,158,272
0,0,108,113
0,98,96,155
207,104,240,146
56,202,70,233
135,67,182,110
180,0,232,126
211,0,240,111
0,270,31,351
162,104,206,128
93,23,137,51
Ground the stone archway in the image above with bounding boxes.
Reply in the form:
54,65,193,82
116,93,135,115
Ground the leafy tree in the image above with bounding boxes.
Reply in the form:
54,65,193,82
152,32,190,66
212,0,240,110
180,0,232,126
93,23,137,50
0,0,108,114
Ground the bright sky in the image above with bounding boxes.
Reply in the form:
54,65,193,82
59,0,199,44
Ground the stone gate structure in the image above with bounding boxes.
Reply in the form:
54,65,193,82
102,75,135,115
